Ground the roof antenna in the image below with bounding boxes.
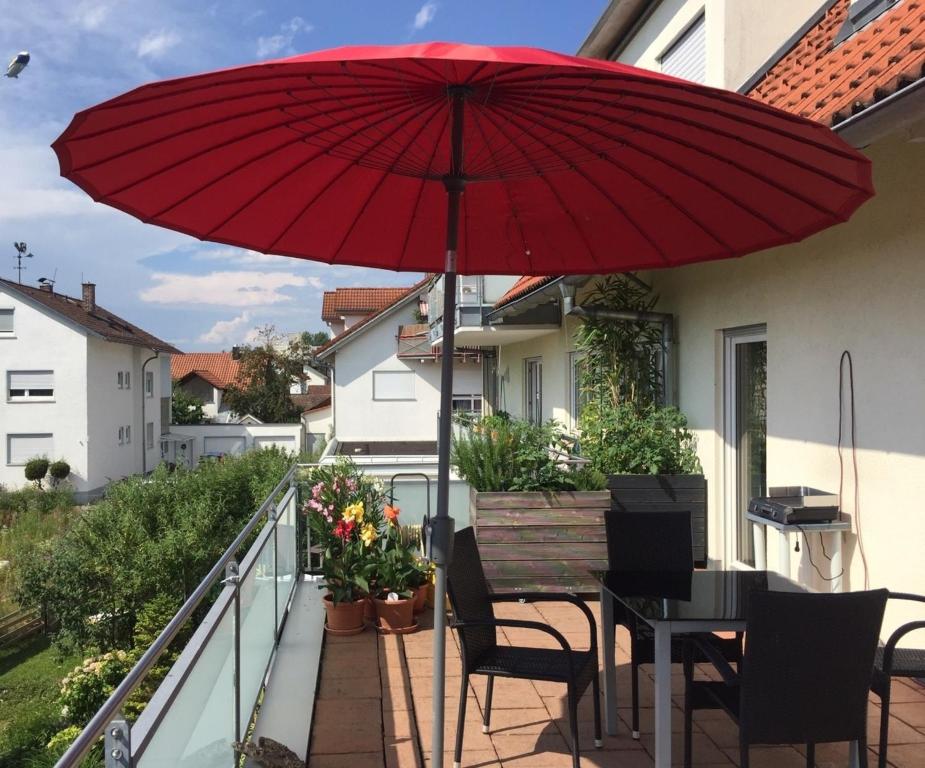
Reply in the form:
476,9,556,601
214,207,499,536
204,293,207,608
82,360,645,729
13,242,33,284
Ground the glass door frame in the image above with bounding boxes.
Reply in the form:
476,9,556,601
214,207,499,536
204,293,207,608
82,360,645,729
722,325,767,569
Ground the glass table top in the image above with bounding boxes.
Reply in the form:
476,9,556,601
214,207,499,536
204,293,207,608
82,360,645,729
592,569,807,623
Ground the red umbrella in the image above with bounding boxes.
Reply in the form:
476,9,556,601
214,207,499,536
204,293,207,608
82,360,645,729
52,41,873,768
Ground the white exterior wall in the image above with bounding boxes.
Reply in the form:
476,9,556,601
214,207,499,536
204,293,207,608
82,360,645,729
0,289,90,491
615,0,821,89
176,423,303,463
331,301,482,441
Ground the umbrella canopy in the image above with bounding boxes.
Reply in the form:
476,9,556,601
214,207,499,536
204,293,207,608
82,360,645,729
52,42,874,768
53,42,872,275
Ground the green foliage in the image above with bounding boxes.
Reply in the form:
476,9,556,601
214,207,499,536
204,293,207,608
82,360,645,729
25,458,50,488
15,448,291,652
574,274,664,409
48,461,71,486
223,326,302,424
578,401,702,475
300,330,330,347
451,415,606,492
57,649,134,726
171,383,206,425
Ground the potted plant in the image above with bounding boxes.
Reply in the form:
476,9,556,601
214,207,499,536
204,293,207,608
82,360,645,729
452,414,609,592
303,460,386,634
370,512,420,633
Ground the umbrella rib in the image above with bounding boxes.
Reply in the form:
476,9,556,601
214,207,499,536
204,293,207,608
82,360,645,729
102,97,420,213
263,99,444,253
327,97,447,263
472,103,603,271
70,90,417,176
515,90,869,193
505,95,822,231
478,100,669,265
463,108,533,273
498,98,739,254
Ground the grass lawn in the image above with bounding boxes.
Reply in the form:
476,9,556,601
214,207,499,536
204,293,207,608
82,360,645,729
0,635,80,768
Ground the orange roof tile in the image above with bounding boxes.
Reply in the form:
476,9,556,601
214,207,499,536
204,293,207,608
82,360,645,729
748,0,925,126
321,287,413,321
493,276,558,309
171,352,241,389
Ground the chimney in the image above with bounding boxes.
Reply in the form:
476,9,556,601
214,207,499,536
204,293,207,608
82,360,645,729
82,282,96,313
231,345,242,360
39,282,53,293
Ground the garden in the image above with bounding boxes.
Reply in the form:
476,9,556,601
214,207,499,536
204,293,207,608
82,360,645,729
0,447,292,767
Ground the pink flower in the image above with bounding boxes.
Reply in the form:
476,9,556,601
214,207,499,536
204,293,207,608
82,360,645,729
308,499,323,512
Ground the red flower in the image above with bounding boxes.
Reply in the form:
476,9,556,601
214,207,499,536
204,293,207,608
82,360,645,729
384,505,400,525
335,519,356,541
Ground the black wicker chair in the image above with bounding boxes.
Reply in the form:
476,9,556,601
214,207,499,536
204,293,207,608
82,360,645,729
604,509,743,739
682,589,888,768
447,526,601,768
870,591,925,768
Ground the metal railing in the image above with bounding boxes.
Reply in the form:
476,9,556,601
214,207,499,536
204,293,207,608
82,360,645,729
54,464,303,768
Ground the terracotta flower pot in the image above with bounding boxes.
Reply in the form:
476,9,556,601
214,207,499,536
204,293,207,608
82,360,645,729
374,596,416,633
412,586,427,614
323,595,366,635
424,582,436,608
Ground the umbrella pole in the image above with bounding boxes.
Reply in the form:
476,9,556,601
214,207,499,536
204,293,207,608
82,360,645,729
432,88,467,768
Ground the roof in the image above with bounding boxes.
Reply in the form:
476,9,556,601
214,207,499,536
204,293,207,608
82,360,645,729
0,278,180,354
316,277,431,360
321,287,413,322
747,0,925,127
493,276,559,309
291,384,332,413
171,352,241,389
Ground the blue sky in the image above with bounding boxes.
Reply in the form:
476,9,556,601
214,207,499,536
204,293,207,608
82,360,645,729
0,1,607,350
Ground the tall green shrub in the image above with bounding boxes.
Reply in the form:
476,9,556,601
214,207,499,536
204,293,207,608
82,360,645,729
24,458,50,488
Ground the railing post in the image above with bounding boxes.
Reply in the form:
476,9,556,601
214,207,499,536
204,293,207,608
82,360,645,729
104,715,131,768
273,518,279,644
224,559,241,750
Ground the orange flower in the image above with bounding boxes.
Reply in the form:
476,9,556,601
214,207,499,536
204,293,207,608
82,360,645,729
384,505,400,524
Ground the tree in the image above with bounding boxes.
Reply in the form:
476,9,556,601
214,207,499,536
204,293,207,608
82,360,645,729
300,330,330,347
171,384,206,425
223,326,302,423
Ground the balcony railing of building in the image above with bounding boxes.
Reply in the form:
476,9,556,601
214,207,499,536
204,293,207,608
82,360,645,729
53,465,302,768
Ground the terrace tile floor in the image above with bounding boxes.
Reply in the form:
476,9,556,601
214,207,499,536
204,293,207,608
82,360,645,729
309,600,925,768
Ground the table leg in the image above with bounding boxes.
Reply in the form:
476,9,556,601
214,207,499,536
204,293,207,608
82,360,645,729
653,623,672,768
599,587,619,736
777,528,791,579
829,531,844,593
752,522,766,570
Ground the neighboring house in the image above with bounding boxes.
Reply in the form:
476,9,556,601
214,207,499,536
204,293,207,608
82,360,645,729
316,278,483,450
321,286,412,337
292,385,332,454
170,352,241,423
480,0,925,633
0,279,178,501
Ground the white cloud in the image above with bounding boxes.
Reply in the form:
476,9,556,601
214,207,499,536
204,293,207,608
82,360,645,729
256,16,312,59
139,270,321,307
413,2,437,30
193,247,289,266
136,29,181,59
74,2,110,30
198,311,253,344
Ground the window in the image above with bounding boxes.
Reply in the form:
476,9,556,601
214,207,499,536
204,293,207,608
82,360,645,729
145,371,154,398
118,426,125,445
372,370,415,400
8,371,54,400
124,371,131,389
145,422,154,449
0,308,13,333
659,13,706,84
451,394,482,416
125,425,131,444
569,352,588,427
7,433,53,466
117,371,124,389
525,358,543,425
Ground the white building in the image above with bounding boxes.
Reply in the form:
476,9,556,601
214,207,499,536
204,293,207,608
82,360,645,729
0,279,177,501
316,279,483,454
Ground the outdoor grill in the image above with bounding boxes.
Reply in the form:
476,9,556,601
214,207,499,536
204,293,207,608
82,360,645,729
748,486,840,525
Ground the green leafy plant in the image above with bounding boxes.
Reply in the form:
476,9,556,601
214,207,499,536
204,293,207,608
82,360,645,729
24,457,50,488
578,401,702,475
451,415,605,492
48,460,71,487
171,383,206,425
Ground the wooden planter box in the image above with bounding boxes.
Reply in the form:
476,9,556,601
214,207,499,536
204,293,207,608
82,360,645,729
471,488,611,593
607,474,708,567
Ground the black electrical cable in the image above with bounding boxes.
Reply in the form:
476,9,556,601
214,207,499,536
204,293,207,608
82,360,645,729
795,524,843,582
837,350,869,589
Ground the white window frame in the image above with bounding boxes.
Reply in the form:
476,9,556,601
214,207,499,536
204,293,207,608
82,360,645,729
7,370,55,401
145,422,155,449
722,325,767,570
568,351,587,429
7,433,53,466
372,370,416,401
524,357,543,425
451,394,482,416
0,308,13,335
145,370,154,398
